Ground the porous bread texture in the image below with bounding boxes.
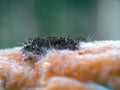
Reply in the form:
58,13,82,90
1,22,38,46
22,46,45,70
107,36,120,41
0,41,120,90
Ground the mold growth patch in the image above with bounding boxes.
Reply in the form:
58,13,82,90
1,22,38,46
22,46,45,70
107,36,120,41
22,36,87,61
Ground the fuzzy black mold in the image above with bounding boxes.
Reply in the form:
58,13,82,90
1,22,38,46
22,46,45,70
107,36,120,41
22,36,86,61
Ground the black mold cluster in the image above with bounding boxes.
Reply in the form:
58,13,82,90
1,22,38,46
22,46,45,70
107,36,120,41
22,36,86,61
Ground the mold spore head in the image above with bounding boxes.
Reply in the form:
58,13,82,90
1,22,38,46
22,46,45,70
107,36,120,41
22,36,86,61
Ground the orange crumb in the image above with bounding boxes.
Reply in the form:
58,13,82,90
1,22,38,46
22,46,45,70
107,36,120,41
0,41,120,90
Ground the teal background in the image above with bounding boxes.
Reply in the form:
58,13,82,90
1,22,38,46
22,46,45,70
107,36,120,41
0,0,120,48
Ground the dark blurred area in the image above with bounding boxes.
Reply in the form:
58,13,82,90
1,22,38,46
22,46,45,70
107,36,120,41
0,0,120,48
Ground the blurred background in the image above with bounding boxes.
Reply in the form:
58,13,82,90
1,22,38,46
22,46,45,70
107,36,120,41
0,0,120,48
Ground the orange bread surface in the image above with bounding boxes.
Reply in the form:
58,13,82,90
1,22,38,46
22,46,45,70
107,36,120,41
0,41,120,90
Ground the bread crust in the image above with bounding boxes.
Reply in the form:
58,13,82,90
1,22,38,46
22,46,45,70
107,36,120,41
0,41,120,90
